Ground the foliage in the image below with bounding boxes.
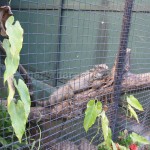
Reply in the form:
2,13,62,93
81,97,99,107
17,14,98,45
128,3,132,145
83,95,150,150
101,111,109,142
127,104,139,123
84,100,102,132
127,95,143,123
0,105,25,149
117,130,133,147
130,132,150,145
127,95,143,111
2,15,31,142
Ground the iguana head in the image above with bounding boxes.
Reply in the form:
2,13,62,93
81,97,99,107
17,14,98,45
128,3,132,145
94,64,108,70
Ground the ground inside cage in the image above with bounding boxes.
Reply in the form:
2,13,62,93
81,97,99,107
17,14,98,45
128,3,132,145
28,104,150,150
28,116,100,150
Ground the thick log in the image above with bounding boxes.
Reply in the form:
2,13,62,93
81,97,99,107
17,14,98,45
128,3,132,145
30,73,150,121
30,72,150,122
30,48,150,121
2,70,149,122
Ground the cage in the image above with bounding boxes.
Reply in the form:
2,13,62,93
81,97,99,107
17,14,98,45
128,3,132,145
0,0,150,149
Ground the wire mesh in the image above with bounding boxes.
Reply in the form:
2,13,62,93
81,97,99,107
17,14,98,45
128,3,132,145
0,0,150,149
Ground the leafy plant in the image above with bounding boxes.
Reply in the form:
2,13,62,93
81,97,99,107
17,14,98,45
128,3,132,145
83,95,150,150
0,104,26,149
117,130,133,147
1,14,31,142
84,100,102,132
127,95,143,123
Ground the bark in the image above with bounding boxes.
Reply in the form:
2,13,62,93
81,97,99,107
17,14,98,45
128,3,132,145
30,71,150,122
29,48,150,121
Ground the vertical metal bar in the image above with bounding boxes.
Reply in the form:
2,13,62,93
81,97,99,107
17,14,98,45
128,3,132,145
54,0,64,87
112,0,134,136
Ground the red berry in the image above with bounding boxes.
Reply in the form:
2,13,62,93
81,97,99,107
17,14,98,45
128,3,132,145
129,144,138,150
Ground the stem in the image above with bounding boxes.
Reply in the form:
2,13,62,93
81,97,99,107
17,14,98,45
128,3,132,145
90,117,101,144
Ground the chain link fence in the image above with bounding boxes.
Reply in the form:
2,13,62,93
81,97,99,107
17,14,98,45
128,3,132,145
0,0,150,149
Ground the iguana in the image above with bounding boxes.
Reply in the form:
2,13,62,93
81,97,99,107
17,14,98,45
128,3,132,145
37,48,131,108
37,64,110,107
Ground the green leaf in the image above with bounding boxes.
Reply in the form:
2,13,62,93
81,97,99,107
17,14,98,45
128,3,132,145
127,95,143,111
3,16,23,83
108,127,112,139
14,79,31,120
8,100,26,143
130,132,150,144
6,15,14,26
98,141,105,148
96,101,102,115
2,14,27,145
101,111,109,142
106,128,112,146
6,16,23,56
111,141,117,150
118,145,128,150
84,100,98,132
128,104,139,123
0,136,8,146
3,39,19,83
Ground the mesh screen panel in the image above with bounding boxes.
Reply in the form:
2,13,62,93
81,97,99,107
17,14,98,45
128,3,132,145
0,0,150,149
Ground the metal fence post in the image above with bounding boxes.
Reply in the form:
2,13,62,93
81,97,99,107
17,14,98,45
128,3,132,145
112,0,134,136
54,0,64,87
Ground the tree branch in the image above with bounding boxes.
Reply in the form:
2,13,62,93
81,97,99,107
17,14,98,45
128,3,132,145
30,47,150,121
